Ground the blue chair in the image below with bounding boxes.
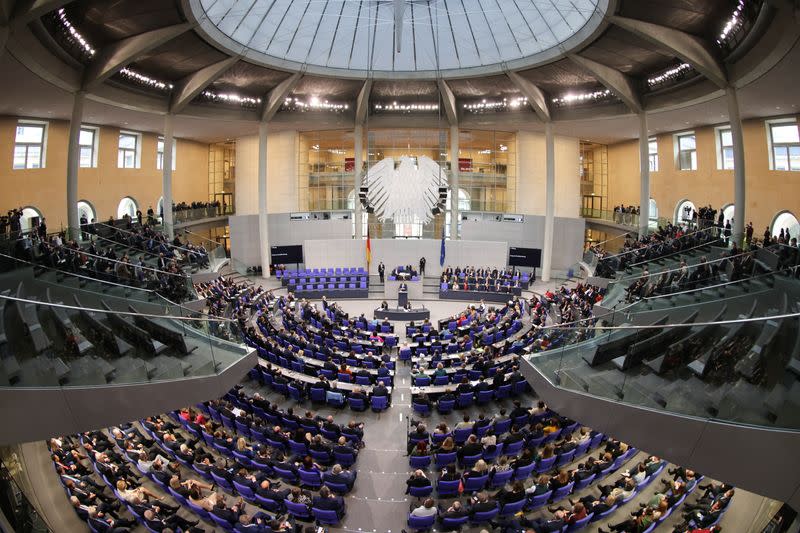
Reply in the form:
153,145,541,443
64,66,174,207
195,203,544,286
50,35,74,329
289,440,308,456
536,455,557,473
412,401,431,416
437,399,455,414
410,455,432,469
435,451,457,468
500,498,527,516
456,392,474,408
514,463,536,480
285,500,312,520
210,512,235,531
310,449,331,465
490,469,514,488
495,384,512,399
407,513,436,531
476,389,494,405
470,506,499,524
556,450,577,467
591,505,617,521
299,468,323,489
310,387,328,402
273,465,299,483
441,516,469,529
503,440,524,456
232,481,257,501
414,375,431,386
574,473,596,491
550,481,574,501
312,508,342,525
324,480,351,495
460,453,482,469
527,490,552,510
255,494,282,512
493,418,512,435
334,450,356,467
348,397,367,411
371,395,389,411
437,478,461,497
453,427,472,444
463,474,488,492
407,484,433,498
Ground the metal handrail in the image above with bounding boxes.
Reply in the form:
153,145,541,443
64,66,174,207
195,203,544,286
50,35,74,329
641,265,784,302
603,226,717,261
616,248,752,282
93,221,197,256
0,250,157,295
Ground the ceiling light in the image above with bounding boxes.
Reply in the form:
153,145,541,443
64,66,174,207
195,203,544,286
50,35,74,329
463,97,527,112
119,68,173,91
201,90,261,108
647,63,693,87
56,8,95,57
282,97,349,112
551,89,612,106
373,102,439,112
718,0,745,44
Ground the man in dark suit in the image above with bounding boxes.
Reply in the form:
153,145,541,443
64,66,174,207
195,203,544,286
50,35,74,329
458,435,483,460
378,262,385,283
323,464,356,490
256,479,290,502
312,486,345,518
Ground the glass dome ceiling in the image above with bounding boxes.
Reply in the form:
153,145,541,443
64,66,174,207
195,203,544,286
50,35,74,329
190,0,608,79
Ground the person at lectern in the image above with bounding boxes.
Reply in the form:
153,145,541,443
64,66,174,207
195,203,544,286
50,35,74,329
399,282,408,292
378,262,385,283
380,300,389,310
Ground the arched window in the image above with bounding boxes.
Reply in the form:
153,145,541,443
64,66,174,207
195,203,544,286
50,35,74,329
771,211,799,241
20,206,43,234
77,200,96,223
675,199,696,225
648,198,658,221
721,204,735,227
117,196,138,219
445,189,471,238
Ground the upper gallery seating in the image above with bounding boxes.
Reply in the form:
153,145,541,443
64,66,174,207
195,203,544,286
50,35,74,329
529,236,800,430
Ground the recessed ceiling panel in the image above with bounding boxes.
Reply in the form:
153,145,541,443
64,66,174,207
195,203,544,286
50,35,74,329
189,0,609,79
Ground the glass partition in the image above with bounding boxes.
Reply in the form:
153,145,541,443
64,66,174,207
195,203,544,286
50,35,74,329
524,277,800,431
0,292,249,389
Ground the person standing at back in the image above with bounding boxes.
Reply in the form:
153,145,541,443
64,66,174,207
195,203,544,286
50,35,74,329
419,257,426,276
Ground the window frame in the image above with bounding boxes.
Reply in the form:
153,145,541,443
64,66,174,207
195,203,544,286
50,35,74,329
13,120,47,170
715,126,734,170
79,126,99,168
767,119,800,172
117,131,141,169
648,137,658,172
674,131,697,171
156,136,177,171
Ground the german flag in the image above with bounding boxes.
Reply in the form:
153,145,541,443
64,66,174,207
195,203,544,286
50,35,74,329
366,228,372,267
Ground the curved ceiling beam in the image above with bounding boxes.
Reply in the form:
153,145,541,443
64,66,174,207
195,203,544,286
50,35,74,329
82,24,192,91
261,72,301,122
437,79,458,126
0,0,15,25
170,56,238,114
393,0,405,53
506,71,550,122
610,15,727,89
568,54,642,113
11,0,69,26
355,79,372,125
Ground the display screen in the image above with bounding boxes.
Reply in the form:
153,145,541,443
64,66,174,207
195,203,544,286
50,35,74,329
270,245,304,264
508,247,542,268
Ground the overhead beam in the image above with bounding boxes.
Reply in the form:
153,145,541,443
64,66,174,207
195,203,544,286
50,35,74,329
506,71,550,122
11,0,70,26
393,0,406,53
437,79,458,126
355,79,372,125
610,15,727,89
82,24,191,90
260,72,302,122
0,0,16,26
568,54,642,113
170,56,238,114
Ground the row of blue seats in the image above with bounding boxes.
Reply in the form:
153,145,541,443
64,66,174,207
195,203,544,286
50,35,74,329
290,282,368,291
286,276,368,284
278,267,367,277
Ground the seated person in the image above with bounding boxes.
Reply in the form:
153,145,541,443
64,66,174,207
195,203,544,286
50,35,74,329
311,486,345,519
410,498,438,518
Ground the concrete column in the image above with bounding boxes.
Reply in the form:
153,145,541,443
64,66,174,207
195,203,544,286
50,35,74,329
450,125,459,239
258,121,271,278
354,125,363,239
66,90,85,240
161,113,175,238
542,122,555,282
727,87,746,246
638,112,650,237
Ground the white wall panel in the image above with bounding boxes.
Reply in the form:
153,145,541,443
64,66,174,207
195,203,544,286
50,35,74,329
234,131,298,216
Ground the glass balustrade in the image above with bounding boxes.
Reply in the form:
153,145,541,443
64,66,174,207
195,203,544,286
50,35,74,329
0,292,251,389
